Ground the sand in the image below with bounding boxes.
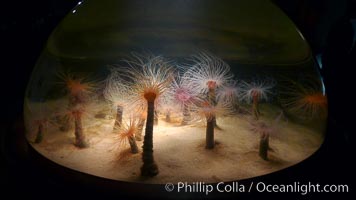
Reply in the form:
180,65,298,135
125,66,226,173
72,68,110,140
27,101,324,184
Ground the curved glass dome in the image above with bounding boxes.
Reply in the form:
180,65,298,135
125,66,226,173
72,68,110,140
24,0,327,183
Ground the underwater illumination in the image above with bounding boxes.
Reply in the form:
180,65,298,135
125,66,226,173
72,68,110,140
24,0,327,184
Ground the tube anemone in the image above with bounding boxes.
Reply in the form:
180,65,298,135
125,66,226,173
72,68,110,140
72,111,86,148
240,78,274,120
104,68,132,130
135,111,146,141
119,53,173,177
57,72,96,147
25,100,53,144
58,72,96,106
195,99,234,149
58,72,96,107
158,97,174,123
202,101,216,149
166,75,199,125
67,106,88,148
217,80,240,104
184,52,234,94
279,78,327,120
117,118,140,154
184,52,234,127
34,123,44,143
249,120,274,160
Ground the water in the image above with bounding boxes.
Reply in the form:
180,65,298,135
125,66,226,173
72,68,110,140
24,0,326,183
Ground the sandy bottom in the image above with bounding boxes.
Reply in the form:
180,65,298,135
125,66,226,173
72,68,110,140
28,103,324,184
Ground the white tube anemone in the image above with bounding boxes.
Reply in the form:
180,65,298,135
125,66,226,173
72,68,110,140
240,78,275,103
192,97,235,149
217,80,241,104
103,67,132,108
103,67,134,129
119,53,174,104
184,52,234,94
194,98,236,122
240,77,275,120
114,52,174,177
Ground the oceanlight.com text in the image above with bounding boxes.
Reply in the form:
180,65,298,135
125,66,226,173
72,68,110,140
164,181,349,195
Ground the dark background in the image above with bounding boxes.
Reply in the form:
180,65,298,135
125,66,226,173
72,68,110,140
1,0,355,199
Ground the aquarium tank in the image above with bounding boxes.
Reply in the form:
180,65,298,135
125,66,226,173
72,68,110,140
24,0,327,183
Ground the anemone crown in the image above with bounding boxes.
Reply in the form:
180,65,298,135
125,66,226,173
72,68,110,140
184,52,233,93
